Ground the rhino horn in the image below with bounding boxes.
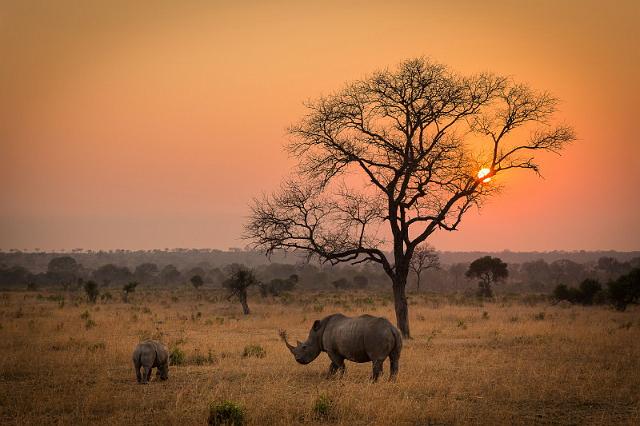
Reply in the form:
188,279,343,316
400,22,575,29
279,329,296,353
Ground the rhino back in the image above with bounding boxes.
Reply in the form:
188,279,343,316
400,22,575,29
323,315,397,362
151,341,169,366
133,341,157,367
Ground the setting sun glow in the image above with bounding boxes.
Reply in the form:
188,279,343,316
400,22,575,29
477,168,492,183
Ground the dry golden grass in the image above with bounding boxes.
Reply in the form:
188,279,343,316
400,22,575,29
0,289,639,425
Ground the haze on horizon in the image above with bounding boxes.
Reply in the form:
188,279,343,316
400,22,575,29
1,0,639,252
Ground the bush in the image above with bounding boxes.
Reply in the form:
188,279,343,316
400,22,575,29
190,349,216,365
242,344,266,358
208,401,245,426
579,279,602,305
170,347,186,365
312,394,335,421
83,280,99,303
608,268,640,311
554,278,602,305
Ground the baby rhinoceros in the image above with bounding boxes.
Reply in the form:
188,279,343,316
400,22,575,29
280,313,402,381
132,340,169,384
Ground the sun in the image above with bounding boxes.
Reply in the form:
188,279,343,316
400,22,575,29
477,168,492,183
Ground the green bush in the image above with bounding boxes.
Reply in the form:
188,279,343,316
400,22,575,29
312,394,335,421
242,344,266,358
170,347,186,365
208,401,245,426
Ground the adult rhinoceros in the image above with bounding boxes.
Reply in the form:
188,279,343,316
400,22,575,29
280,313,402,381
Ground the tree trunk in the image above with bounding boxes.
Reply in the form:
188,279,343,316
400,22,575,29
393,275,410,338
415,273,421,291
240,293,251,315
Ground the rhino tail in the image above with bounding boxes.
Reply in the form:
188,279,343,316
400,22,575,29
390,325,402,358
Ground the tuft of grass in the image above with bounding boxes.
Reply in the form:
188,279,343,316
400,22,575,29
312,393,335,422
170,347,186,365
190,349,217,365
85,319,97,329
533,312,546,321
80,310,91,320
482,311,490,320
87,342,106,352
242,344,266,359
208,401,245,426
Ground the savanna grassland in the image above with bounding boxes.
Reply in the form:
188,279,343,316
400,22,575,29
0,289,639,425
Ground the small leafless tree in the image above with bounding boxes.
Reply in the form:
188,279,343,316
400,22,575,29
222,265,259,315
246,58,575,338
409,244,440,291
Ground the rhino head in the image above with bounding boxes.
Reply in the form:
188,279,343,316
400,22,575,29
279,320,323,365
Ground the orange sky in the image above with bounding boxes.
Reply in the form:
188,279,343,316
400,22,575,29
1,0,639,251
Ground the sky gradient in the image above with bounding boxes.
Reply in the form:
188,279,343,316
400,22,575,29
1,0,639,251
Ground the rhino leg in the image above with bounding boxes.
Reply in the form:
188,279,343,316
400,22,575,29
326,353,345,378
389,355,399,381
371,360,384,382
140,366,151,384
146,367,153,382
134,361,142,383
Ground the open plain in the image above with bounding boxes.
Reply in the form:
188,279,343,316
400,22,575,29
1,289,638,425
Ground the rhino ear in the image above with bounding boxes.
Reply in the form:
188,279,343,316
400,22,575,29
312,320,322,331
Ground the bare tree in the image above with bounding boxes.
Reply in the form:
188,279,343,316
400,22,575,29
246,58,575,338
409,244,440,291
222,265,259,315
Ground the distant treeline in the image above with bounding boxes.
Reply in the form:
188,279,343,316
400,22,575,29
1,249,638,273
1,250,638,294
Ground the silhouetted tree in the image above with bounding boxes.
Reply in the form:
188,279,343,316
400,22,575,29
608,268,640,311
550,259,586,286
578,278,602,305
83,280,99,303
134,263,159,284
122,281,138,303
353,275,369,289
466,256,508,297
92,264,132,286
223,265,258,315
409,244,440,291
159,264,181,285
0,265,33,287
521,259,552,291
190,275,204,290
246,58,574,337
47,256,80,289
597,257,629,280
331,278,350,290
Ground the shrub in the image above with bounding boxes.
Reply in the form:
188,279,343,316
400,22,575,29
608,268,640,311
579,279,602,305
83,280,99,303
554,279,602,305
208,401,245,426
533,312,545,321
312,394,335,421
191,349,216,365
242,344,266,358
170,347,186,365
